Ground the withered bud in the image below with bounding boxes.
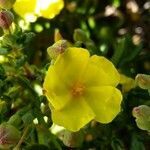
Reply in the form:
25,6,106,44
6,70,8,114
47,40,69,60
132,105,150,131
135,74,150,90
0,10,14,29
0,123,20,149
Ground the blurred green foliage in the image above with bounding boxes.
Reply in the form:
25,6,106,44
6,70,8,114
0,0,150,149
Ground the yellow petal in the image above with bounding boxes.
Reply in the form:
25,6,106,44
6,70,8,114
54,47,90,87
37,0,64,19
43,66,70,110
120,74,136,92
13,0,37,21
52,97,95,132
83,55,120,87
84,86,122,123
54,29,63,42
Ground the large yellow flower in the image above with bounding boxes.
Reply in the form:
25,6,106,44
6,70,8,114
13,0,64,22
37,0,64,19
43,47,122,131
13,0,38,22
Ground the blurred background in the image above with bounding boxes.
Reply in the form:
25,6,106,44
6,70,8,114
16,0,150,76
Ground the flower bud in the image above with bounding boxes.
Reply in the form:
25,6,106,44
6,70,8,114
85,134,93,142
73,29,88,43
0,123,21,149
0,10,14,29
54,29,63,42
135,74,150,90
47,40,69,60
0,0,16,9
61,130,84,148
132,105,150,131
66,2,77,12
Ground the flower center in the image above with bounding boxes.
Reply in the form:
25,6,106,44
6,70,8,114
71,82,85,97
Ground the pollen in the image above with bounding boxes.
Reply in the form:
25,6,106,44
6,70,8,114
71,82,85,97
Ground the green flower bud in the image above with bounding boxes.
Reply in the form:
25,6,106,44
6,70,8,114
99,26,112,40
135,74,150,90
0,10,14,29
0,123,21,149
60,130,84,148
73,29,88,42
47,40,69,60
132,105,150,131
54,29,63,42
0,0,16,9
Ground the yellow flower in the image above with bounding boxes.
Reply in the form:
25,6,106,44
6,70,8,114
37,0,64,19
13,0,37,22
13,0,64,22
43,47,122,131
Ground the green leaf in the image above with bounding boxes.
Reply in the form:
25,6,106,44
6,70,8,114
111,37,126,66
111,138,125,150
0,47,10,55
0,64,5,79
130,134,145,150
15,75,38,99
0,27,4,37
112,35,142,67
22,111,34,125
8,114,22,128
25,144,50,150
14,55,27,68
36,126,51,146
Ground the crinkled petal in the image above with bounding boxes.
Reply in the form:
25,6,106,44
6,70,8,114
83,55,120,87
54,47,90,87
84,86,122,123
52,97,95,132
43,66,70,110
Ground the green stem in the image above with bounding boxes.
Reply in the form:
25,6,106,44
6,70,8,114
13,125,30,150
16,75,38,99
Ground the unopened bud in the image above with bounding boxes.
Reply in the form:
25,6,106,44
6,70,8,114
0,123,21,149
135,74,150,90
54,29,63,42
47,40,69,60
99,26,111,40
66,2,77,12
61,130,84,148
0,0,16,9
0,10,14,29
85,134,93,142
132,105,150,131
73,29,88,43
